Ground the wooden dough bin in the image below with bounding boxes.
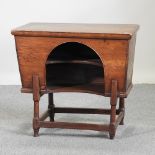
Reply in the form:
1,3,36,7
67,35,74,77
11,23,139,139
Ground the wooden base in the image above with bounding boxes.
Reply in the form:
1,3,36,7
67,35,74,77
32,75,125,139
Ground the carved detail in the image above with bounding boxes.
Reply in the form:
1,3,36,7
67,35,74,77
32,75,40,137
48,93,55,121
109,80,118,139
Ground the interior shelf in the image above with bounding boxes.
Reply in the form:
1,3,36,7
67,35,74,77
46,59,102,67
45,77,104,95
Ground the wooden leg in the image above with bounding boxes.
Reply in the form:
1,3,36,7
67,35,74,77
109,80,118,139
32,75,40,137
119,97,125,125
48,93,55,121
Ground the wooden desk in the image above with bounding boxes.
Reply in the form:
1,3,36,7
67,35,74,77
11,23,139,139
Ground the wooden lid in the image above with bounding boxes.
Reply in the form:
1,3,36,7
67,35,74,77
11,23,139,39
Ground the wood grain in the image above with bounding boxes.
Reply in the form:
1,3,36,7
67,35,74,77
11,23,139,39
14,36,131,96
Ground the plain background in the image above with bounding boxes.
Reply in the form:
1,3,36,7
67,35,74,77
0,0,155,85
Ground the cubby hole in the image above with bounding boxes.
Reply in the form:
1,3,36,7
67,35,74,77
46,42,104,92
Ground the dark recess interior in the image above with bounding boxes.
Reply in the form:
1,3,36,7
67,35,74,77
46,42,104,87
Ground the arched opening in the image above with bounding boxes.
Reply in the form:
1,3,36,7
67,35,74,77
46,42,104,93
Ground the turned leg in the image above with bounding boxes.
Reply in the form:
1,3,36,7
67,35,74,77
109,80,118,139
119,97,125,125
32,75,40,137
48,93,55,121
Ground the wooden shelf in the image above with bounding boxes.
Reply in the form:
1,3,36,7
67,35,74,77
43,77,104,95
46,59,102,67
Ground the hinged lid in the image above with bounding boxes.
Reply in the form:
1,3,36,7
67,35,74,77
11,23,139,40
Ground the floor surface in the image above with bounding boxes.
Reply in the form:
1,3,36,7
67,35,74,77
0,85,155,155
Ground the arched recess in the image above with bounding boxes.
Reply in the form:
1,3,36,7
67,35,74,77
45,42,105,94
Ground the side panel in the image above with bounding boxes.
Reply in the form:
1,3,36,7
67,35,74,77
15,36,128,95
126,34,137,90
